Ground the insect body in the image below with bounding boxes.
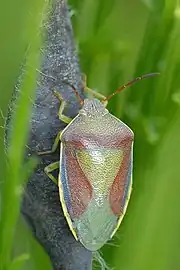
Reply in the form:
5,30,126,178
39,73,159,251
60,98,133,251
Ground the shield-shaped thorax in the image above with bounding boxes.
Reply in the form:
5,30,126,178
59,100,134,251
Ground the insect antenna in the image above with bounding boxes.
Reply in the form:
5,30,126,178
103,72,160,102
65,82,84,105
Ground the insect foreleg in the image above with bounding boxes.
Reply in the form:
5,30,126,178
82,73,108,107
52,89,72,123
44,161,59,185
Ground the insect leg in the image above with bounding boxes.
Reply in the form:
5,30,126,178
37,131,62,155
85,87,108,107
82,73,108,107
52,89,72,123
44,161,59,185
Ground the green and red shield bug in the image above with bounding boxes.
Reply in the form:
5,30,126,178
39,73,159,251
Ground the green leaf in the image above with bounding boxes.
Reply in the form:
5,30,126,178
9,254,30,270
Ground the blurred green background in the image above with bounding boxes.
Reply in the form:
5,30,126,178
1,0,180,269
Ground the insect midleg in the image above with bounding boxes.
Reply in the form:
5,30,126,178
37,131,62,155
52,89,72,123
82,73,108,107
44,161,59,185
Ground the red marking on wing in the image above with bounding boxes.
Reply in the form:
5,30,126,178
65,143,92,218
109,138,132,215
66,133,133,149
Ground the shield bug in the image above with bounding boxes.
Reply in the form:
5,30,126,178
38,73,159,251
